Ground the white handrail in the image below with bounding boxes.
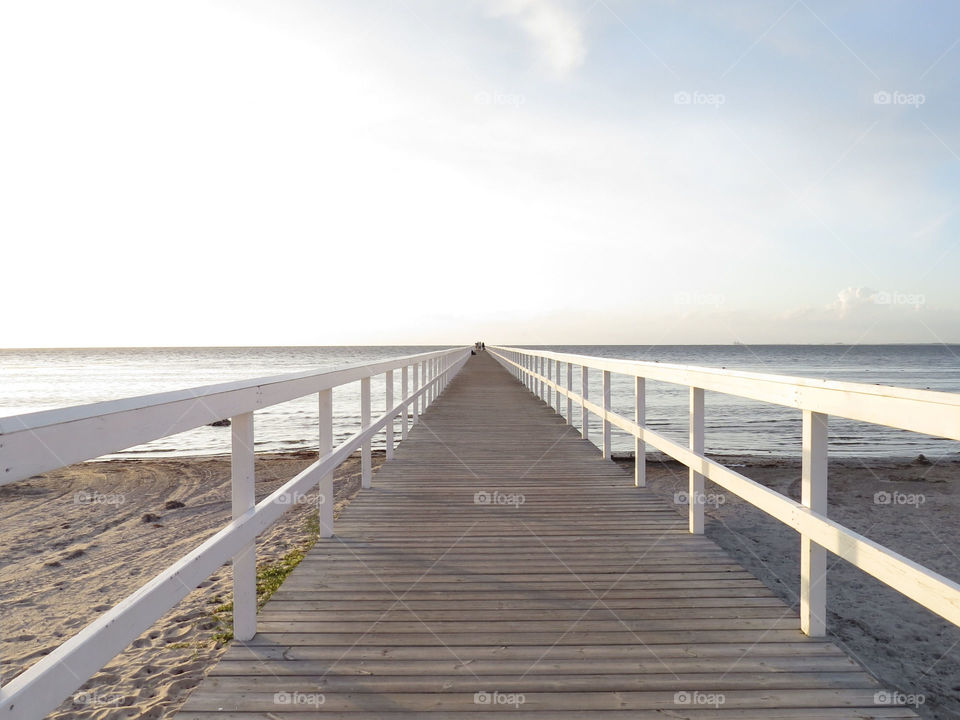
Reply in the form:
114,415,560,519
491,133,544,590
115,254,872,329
488,345,960,638
491,346,960,441
0,348,465,485
0,347,471,720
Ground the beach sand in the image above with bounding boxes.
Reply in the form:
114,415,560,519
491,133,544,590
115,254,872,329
0,450,381,719
2,451,958,719
612,454,960,720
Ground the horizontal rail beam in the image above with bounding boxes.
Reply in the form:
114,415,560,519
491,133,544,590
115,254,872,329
0,348,467,485
491,345,960,442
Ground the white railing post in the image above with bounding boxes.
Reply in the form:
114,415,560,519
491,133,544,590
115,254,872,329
412,363,420,425
635,377,646,487
417,360,424,411
689,387,705,534
553,360,560,414
231,412,256,641
427,359,433,406
581,366,590,441
566,361,573,423
539,356,544,399
318,390,334,538
385,370,394,461
801,410,828,636
602,370,612,459
424,360,429,408
401,366,409,440
361,376,371,489
547,358,553,407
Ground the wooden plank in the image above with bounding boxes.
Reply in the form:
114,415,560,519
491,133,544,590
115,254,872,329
175,352,915,718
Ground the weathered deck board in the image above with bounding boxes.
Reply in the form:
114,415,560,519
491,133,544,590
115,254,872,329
176,353,912,718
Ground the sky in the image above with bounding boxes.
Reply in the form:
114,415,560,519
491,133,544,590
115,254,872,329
1,0,959,347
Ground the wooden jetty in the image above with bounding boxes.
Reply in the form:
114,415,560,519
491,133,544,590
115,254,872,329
176,352,913,718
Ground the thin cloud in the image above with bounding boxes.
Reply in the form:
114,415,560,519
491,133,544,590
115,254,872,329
485,0,587,73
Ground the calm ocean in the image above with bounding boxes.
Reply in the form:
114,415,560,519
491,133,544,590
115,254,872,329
1,345,958,460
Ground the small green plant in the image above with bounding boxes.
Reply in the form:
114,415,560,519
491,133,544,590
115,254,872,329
206,511,321,646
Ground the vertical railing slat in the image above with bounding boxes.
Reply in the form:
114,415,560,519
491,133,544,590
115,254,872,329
566,361,573,423
635,377,646,488
231,412,256,641
581,366,590,442
412,363,419,425
547,358,553,407
801,410,828,636
401,366,409,440
361,376,371,489
429,358,435,405
602,370,612,460
385,370,394,461
689,387,704,534
318,390,334,538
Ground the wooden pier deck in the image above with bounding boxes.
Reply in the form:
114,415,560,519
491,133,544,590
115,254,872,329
177,352,912,718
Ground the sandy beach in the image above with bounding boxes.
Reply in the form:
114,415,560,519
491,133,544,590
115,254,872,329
2,451,958,719
613,453,960,720
0,450,380,719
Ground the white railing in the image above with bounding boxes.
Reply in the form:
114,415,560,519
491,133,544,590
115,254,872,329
489,345,960,638
0,347,471,720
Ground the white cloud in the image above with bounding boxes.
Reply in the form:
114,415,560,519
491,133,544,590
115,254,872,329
485,0,587,74
831,287,880,317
